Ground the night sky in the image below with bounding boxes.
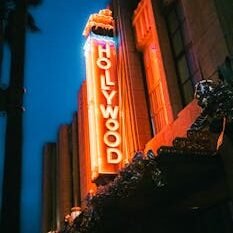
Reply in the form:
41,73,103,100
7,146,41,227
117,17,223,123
15,1,109,233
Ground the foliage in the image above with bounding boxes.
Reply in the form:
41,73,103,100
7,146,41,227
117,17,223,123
61,151,164,233
191,79,233,133
0,0,41,49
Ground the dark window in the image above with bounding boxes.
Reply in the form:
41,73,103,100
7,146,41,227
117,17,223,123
214,0,233,55
165,0,195,106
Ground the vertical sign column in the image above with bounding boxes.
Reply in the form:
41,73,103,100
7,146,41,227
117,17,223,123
84,35,122,181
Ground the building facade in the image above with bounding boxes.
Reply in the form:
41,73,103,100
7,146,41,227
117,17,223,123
41,0,233,232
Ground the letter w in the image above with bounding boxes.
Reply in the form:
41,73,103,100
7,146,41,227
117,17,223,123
100,105,119,119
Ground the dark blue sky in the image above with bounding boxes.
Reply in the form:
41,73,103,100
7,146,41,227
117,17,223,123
20,1,109,232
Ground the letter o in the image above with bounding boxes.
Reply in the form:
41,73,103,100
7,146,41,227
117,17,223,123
105,119,119,131
103,131,121,147
96,57,111,70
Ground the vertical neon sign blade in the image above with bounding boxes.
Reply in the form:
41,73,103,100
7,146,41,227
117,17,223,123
83,9,123,181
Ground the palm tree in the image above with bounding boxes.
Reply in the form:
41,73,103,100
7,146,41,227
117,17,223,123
0,1,41,232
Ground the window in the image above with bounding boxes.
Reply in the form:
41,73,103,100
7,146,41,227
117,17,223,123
165,0,195,106
133,0,173,134
214,0,233,55
144,45,167,134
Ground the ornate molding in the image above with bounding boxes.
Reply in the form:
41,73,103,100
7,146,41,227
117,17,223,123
83,9,114,37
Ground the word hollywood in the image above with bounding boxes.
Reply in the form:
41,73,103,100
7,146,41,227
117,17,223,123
97,42,122,164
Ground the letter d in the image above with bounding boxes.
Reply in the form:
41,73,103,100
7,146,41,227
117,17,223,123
107,148,122,164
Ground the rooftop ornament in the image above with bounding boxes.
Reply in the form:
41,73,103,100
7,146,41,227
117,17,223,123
82,9,114,37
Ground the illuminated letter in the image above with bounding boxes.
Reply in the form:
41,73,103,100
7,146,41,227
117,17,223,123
101,70,115,90
105,118,119,131
98,43,111,58
107,148,123,164
96,57,111,70
102,90,116,105
103,131,121,147
100,105,119,119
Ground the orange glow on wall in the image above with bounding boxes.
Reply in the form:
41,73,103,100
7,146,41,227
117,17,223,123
84,32,123,181
133,0,174,133
78,82,97,208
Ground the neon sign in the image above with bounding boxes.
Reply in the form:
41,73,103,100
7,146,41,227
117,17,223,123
97,42,122,164
83,10,123,181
